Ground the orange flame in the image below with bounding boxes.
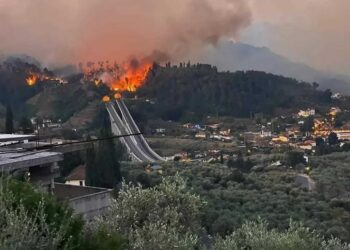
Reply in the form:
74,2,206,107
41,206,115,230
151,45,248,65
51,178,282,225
111,62,152,92
26,74,38,86
82,60,152,93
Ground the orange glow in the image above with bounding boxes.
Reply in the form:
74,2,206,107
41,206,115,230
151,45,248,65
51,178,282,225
111,62,152,92
102,96,111,102
114,93,122,100
26,74,38,86
82,59,152,93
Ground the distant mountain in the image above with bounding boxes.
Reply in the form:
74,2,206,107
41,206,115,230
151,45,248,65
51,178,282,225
197,42,350,94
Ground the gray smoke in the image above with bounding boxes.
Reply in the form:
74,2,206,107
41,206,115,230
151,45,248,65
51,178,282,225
0,0,251,65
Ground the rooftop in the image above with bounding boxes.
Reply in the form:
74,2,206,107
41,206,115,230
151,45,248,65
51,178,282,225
66,165,86,181
0,134,35,142
0,150,63,171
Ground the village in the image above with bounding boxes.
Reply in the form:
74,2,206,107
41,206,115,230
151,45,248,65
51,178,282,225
149,93,350,164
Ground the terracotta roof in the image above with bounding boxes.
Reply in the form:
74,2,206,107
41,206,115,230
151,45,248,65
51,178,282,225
66,165,86,181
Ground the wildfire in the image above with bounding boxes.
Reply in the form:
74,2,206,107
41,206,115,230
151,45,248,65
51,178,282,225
26,74,38,86
82,59,152,93
25,72,67,86
111,62,152,92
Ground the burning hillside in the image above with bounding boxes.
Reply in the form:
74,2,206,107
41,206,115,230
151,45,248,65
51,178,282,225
25,72,68,87
82,59,152,93
26,73,38,86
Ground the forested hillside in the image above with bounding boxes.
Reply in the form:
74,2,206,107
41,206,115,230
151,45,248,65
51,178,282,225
0,59,338,128
134,64,334,121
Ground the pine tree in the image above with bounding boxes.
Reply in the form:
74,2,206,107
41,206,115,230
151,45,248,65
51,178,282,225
85,139,96,187
90,110,122,188
5,104,14,134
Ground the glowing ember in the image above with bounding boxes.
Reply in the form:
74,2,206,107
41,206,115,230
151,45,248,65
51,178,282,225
114,93,122,100
26,74,38,86
25,71,67,86
102,96,111,102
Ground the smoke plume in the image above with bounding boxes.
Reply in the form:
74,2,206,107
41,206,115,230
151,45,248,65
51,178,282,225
0,0,251,65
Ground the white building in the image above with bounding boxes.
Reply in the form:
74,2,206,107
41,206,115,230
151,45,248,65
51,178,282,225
298,108,316,118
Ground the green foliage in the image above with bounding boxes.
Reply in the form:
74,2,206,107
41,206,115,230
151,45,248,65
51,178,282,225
60,152,84,177
4,179,84,248
328,132,339,146
213,219,349,250
164,162,350,242
80,226,125,250
87,109,122,188
285,151,306,167
227,152,254,173
0,178,84,249
5,104,14,133
301,116,315,133
136,65,333,121
19,115,34,134
98,174,205,249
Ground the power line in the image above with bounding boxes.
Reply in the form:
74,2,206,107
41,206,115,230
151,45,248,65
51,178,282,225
34,132,143,150
0,132,143,153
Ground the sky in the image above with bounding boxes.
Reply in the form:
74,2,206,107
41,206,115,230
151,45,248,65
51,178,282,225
0,0,348,75
244,0,350,75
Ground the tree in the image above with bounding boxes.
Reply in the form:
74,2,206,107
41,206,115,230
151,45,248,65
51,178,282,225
19,115,34,134
328,132,339,146
5,104,14,134
93,110,122,188
0,178,125,250
315,137,327,155
285,151,305,167
98,174,204,250
213,219,348,250
85,140,97,187
334,115,344,128
301,116,314,134
0,178,83,249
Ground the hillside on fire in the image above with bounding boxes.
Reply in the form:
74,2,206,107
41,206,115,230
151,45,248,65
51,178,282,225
0,59,340,132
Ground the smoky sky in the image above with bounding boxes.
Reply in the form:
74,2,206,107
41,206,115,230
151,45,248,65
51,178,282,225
247,0,350,75
0,0,251,65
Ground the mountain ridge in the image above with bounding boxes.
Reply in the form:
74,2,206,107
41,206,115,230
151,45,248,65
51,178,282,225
198,41,350,94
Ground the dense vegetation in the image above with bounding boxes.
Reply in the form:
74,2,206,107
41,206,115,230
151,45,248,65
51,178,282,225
133,63,333,122
0,58,109,130
0,178,125,249
0,58,340,131
4,175,347,249
122,151,350,243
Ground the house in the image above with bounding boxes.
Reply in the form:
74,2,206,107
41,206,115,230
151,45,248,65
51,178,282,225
195,131,207,139
272,135,289,143
244,132,261,144
145,164,163,174
206,124,221,130
333,129,350,140
155,128,166,134
66,165,86,187
331,93,342,99
261,129,272,138
219,129,231,136
329,107,342,117
298,109,315,118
